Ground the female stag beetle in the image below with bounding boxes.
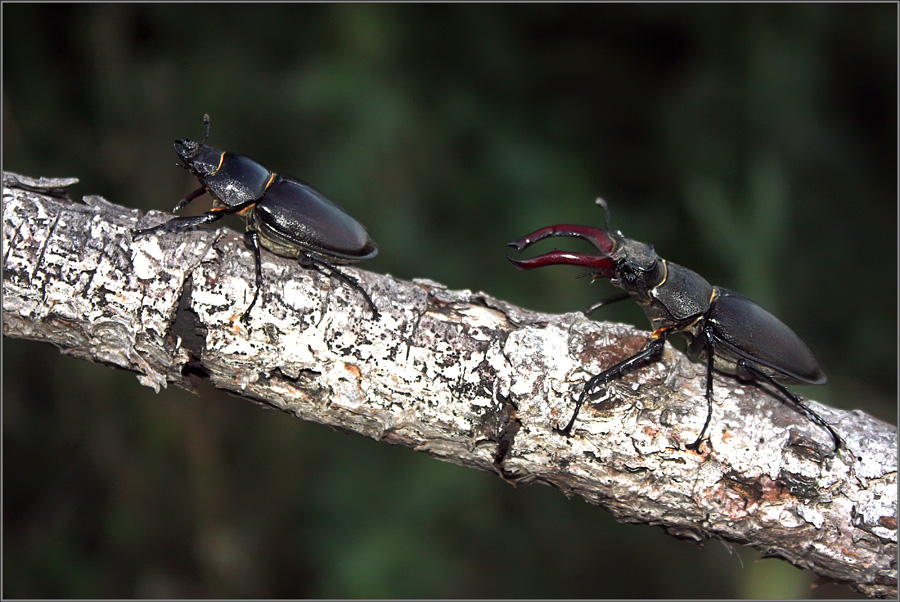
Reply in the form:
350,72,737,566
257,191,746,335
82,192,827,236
508,198,842,453
133,114,379,322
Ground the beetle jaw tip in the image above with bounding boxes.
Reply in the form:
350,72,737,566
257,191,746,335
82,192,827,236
506,254,532,270
506,239,527,253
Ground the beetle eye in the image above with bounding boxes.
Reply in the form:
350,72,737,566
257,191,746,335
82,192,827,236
617,265,637,285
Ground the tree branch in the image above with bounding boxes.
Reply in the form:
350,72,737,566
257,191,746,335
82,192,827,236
3,171,896,598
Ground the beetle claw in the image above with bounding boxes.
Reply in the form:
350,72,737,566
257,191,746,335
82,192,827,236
506,239,528,253
508,224,616,255
507,224,618,277
506,251,616,276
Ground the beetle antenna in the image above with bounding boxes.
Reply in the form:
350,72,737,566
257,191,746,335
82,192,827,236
595,197,612,230
201,113,211,145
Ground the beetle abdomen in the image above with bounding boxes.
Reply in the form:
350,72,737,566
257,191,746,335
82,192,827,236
707,288,826,385
251,176,377,262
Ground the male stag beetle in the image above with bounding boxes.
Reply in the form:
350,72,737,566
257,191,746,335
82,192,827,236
133,114,379,322
508,198,842,453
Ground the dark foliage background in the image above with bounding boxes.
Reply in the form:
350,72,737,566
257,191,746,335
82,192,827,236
3,4,895,598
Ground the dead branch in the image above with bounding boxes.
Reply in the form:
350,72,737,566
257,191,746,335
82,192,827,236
2,172,896,597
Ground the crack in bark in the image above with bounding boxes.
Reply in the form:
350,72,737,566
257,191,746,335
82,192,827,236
490,391,522,480
166,276,209,384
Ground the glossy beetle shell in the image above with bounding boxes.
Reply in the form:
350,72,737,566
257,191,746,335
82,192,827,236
703,289,827,385
249,175,378,263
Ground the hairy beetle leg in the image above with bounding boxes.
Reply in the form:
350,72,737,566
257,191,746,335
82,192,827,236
737,359,844,453
556,337,666,436
240,232,379,323
686,340,717,451
240,231,266,324
132,210,225,240
583,292,630,315
171,186,207,213
300,254,380,320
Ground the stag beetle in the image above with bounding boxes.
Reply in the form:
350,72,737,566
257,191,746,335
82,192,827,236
133,114,379,322
508,198,842,452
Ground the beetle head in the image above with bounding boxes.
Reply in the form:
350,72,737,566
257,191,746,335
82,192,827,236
174,114,221,177
606,236,662,300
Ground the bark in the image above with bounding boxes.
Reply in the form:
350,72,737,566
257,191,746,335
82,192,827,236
2,171,896,598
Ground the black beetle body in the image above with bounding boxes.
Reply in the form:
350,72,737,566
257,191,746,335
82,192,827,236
249,175,377,263
133,115,379,321
604,237,825,384
695,289,826,385
508,198,841,452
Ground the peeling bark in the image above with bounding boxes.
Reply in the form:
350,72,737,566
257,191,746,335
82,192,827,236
3,172,896,598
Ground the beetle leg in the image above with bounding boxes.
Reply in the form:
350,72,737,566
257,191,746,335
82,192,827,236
239,235,380,322
584,292,631,315
299,254,380,319
686,331,716,451
556,336,666,436
171,186,207,213
736,359,844,453
240,231,265,324
132,209,226,239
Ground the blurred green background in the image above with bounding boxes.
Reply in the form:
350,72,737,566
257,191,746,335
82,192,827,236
3,4,895,598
